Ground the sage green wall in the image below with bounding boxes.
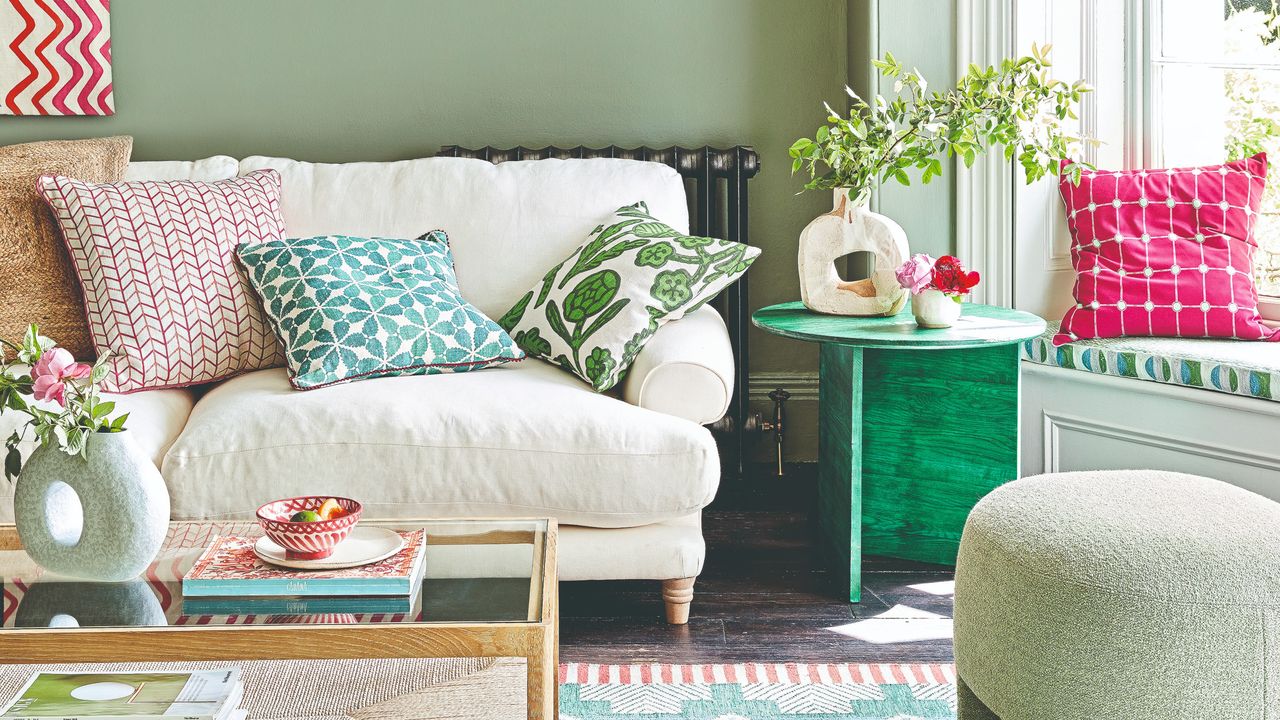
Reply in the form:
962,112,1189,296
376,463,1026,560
848,0,957,261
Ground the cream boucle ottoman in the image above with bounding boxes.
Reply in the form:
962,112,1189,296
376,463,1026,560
954,470,1280,720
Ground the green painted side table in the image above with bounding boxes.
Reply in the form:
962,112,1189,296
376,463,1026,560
752,301,1046,602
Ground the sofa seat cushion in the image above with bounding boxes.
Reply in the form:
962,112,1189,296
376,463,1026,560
1023,321,1280,401
161,362,720,527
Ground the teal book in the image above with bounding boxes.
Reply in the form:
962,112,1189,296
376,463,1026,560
181,530,425,598
182,593,414,616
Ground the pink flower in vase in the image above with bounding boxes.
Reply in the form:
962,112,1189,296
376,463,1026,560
895,253,937,295
31,348,91,406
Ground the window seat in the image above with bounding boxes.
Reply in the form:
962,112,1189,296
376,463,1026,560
1021,323,1279,402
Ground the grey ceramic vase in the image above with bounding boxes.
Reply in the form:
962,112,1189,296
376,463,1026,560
13,431,169,581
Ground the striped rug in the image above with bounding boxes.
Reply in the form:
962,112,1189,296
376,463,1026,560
559,663,956,719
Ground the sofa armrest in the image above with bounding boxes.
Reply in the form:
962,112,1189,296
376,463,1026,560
622,306,734,425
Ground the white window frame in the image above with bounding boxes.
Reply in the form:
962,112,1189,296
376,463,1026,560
956,0,1015,308
1140,0,1280,324
1008,0,1131,318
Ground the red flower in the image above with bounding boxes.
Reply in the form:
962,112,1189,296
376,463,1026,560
930,255,980,295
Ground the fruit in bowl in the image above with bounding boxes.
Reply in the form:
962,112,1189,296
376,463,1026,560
256,496,362,560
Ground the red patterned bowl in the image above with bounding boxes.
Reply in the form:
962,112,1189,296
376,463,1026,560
256,496,362,560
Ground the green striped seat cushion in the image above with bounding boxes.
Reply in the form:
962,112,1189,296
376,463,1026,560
1023,322,1280,401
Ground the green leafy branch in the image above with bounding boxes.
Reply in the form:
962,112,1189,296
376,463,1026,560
790,44,1094,205
1,324,127,481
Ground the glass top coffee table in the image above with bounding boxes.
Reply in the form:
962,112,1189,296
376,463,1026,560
0,518,558,720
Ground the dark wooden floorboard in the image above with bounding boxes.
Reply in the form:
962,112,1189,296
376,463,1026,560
559,464,956,664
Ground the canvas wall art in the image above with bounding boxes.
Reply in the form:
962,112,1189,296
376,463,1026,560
0,0,111,115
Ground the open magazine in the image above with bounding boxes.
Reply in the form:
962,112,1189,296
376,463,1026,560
0,669,244,720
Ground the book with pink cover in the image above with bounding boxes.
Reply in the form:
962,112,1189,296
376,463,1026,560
182,529,426,597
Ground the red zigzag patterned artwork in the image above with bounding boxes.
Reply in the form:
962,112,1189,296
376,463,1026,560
0,0,111,115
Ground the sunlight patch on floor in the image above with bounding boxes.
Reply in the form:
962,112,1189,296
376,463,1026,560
906,580,955,596
824,605,954,644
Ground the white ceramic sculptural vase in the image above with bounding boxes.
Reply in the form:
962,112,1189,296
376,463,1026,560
798,189,910,317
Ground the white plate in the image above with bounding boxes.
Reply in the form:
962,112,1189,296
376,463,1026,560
254,526,404,570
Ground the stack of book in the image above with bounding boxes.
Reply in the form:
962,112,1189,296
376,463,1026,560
0,669,245,719
180,529,427,619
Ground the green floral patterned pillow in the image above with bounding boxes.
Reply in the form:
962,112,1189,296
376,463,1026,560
236,232,523,390
499,202,760,391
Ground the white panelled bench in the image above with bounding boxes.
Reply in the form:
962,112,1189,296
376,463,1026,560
1019,324,1280,498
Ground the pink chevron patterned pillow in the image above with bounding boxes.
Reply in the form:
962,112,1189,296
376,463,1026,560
1055,153,1280,346
38,170,287,392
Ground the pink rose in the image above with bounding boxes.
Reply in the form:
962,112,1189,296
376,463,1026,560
31,348,91,406
896,253,936,294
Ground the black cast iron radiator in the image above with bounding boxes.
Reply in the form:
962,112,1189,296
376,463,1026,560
438,145,760,481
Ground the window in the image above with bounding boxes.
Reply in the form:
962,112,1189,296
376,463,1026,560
1147,0,1280,316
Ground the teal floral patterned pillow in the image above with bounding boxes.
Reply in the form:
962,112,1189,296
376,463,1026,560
499,202,760,391
236,232,522,390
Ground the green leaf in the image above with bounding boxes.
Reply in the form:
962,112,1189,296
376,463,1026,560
535,260,564,308
498,291,533,332
5,390,27,412
562,269,621,323
4,444,20,481
580,298,631,343
110,412,130,431
545,301,572,347
579,238,648,272
630,223,683,239
92,401,115,419
65,427,87,456
559,219,642,288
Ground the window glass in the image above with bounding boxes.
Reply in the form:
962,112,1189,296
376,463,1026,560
1153,0,1280,295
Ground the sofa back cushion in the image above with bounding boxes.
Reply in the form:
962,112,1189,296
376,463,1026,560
236,156,690,319
124,156,239,182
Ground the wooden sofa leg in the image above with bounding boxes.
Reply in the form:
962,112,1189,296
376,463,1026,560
662,577,696,625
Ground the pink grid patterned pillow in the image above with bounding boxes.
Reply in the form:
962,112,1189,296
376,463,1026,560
39,169,287,392
1055,153,1280,346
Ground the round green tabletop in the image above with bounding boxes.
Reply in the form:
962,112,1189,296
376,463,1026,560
752,301,1046,350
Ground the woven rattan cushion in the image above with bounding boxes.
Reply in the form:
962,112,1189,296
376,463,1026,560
0,136,132,359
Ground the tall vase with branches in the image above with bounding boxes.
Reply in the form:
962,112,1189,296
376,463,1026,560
789,45,1091,316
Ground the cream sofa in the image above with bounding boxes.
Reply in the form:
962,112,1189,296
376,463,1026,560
2,154,737,623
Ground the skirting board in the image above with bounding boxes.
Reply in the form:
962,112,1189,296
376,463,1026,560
1021,362,1280,500
748,372,819,402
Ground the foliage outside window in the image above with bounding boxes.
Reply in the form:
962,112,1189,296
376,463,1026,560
1156,1,1280,296
1226,3,1280,295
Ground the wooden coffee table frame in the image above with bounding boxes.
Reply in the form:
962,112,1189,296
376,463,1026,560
0,519,559,720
